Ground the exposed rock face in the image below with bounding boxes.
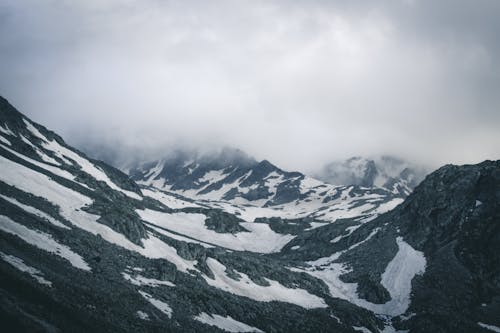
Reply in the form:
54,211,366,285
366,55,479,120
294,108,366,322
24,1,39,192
0,96,499,333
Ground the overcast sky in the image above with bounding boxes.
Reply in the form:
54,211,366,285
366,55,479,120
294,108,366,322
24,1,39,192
0,0,499,171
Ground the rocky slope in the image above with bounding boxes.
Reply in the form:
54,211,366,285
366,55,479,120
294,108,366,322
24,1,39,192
129,149,403,225
0,96,499,333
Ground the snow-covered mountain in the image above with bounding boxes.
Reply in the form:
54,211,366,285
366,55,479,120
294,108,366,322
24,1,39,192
314,156,428,197
1,96,499,333
129,148,402,224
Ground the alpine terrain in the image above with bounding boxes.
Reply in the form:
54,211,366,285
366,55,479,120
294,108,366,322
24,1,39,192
314,156,428,198
1,96,499,333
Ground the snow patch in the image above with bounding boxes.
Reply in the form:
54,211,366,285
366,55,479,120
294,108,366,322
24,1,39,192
39,138,142,200
297,236,425,316
0,194,70,229
0,135,11,145
136,311,149,320
142,188,200,209
478,323,500,333
379,237,426,316
0,124,15,136
137,209,295,253
139,291,172,318
0,155,196,273
203,257,327,309
0,251,52,286
122,272,175,287
0,215,90,271
147,224,214,248
194,312,263,332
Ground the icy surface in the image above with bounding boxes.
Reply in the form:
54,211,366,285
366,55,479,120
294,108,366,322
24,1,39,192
137,209,295,253
194,312,264,332
0,215,91,271
0,251,52,286
139,291,172,318
203,258,327,309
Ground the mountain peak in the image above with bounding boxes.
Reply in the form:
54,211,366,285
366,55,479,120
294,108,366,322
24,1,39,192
314,155,428,197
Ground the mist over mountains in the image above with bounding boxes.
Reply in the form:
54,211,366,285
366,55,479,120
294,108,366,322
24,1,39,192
83,144,428,200
1,96,499,333
1,1,499,332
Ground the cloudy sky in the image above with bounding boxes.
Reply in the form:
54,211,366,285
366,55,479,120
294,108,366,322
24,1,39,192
0,0,499,171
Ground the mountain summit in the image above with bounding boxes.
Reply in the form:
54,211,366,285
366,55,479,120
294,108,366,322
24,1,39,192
314,156,428,197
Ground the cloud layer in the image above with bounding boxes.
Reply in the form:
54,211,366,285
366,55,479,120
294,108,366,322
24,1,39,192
1,0,499,171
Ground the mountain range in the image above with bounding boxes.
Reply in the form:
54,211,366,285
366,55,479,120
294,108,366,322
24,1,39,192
313,156,428,197
0,96,499,333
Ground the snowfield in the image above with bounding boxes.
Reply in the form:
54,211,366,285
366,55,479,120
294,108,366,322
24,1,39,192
296,236,426,316
0,154,197,273
0,215,90,271
137,209,295,253
139,291,173,318
194,312,264,332
203,257,327,309
0,251,52,286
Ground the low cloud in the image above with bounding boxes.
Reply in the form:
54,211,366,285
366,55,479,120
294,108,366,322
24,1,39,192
1,0,499,171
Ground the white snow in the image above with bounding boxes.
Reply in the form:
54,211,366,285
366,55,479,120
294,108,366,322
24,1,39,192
0,144,78,184
291,245,300,250
147,224,214,248
199,170,227,184
353,327,372,333
299,176,324,194
379,237,426,316
476,200,483,207
194,312,264,332
0,215,91,271
330,235,343,243
203,257,327,309
143,160,164,182
0,134,11,145
296,236,425,316
0,251,52,286
0,154,196,273
30,130,142,200
23,119,47,141
0,124,15,136
0,194,70,230
137,209,295,253
478,323,500,332
136,311,150,320
139,291,172,318
142,188,200,209
122,272,175,287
